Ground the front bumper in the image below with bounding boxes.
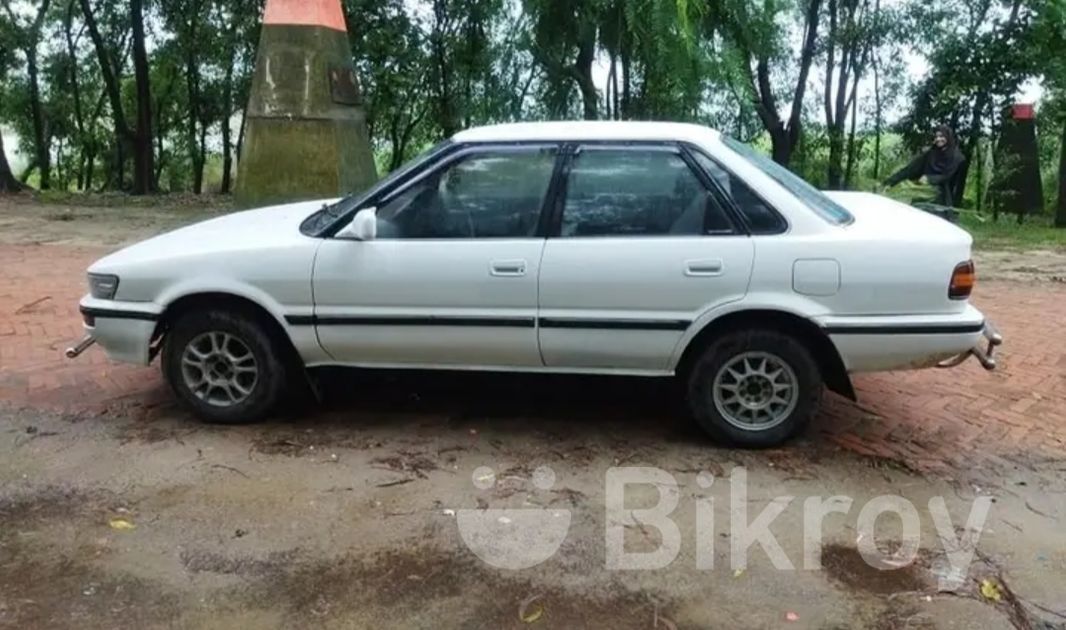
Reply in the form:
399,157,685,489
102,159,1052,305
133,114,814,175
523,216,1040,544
67,296,162,365
937,321,1003,371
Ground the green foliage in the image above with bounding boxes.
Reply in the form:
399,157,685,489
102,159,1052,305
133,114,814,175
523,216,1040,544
0,0,1060,218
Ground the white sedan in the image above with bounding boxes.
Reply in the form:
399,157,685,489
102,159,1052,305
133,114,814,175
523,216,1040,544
71,122,1001,446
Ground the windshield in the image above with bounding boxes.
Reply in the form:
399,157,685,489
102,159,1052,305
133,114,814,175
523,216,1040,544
721,136,854,226
300,140,454,235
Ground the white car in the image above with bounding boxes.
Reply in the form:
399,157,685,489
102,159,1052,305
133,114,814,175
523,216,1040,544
71,122,1001,446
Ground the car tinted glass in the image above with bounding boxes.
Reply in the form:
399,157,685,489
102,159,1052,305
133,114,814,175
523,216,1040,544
376,148,557,239
691,151,787,234
720,136,854,226
561,149,734,237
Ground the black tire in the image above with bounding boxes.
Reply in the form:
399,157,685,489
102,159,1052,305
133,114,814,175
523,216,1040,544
162,309,289,424
686,328,822,447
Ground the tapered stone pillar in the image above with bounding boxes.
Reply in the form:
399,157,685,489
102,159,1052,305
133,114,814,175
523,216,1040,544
235,0,377,208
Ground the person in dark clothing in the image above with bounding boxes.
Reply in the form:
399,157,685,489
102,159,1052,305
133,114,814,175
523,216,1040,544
883,126,966,207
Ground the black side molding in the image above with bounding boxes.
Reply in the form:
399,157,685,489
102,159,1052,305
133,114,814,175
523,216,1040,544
538,318,690,331
823,322,985,335
286,315,536,328
286,314,691,331
80,306,159,322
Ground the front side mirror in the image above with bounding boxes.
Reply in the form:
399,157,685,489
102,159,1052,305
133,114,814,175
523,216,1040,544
336,207,377,241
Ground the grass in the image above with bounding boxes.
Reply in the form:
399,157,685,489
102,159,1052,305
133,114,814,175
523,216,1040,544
878,182,1066,251
957,212,1066,251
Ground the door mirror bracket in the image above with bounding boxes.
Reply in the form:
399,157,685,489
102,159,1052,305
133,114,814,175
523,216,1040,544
336,207,377,241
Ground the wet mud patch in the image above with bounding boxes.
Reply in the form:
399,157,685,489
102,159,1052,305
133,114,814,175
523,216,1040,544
0,536,182,629
181,548,301,579
0,485,113,531
821,543,932,595
237,544,676,628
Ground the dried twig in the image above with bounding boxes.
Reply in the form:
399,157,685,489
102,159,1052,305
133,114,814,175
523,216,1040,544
210,464,250,478
376,478,415,488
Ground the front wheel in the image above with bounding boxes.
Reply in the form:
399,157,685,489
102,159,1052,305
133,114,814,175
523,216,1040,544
162,309,289,424
686,329,822,447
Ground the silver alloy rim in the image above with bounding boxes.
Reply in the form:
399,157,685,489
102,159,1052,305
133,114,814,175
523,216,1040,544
712,351,799,431
180,332,258,407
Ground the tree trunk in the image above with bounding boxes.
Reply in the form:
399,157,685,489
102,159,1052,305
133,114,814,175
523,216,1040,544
769,128,792,166
955,93,987,207
65,0,91,191
196,121,207,193
873,60,882,182
1056,119,1066,228
573,23,597,120
844,76,860,189
26,48,51,189
130,0,155,194
80,0,134,190
620,34,631,120
0,133,24,193
824,0,845,189
220,20,237,195
742,0,821,167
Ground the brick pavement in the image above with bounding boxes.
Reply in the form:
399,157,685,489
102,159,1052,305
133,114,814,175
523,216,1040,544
1,243,1064,474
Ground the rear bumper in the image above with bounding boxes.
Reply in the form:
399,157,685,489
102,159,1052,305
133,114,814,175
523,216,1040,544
819,305,992,373
935,320,1003,371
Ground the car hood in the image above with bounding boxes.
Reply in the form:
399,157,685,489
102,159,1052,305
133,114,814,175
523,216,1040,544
89,198,338,272
824,192,972,245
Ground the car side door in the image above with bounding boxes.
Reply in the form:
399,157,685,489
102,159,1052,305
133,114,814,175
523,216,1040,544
311,144,561,368
537,143,756,372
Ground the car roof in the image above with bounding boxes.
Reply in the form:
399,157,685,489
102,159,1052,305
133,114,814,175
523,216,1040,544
452,121,722,144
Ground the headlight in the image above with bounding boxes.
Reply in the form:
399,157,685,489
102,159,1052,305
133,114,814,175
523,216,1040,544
88,273,120,300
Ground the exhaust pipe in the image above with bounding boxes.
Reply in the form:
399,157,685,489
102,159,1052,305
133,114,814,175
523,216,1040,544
65,336,96,359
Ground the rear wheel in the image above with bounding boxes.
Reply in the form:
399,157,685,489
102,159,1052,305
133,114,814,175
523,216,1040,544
686,329,822,447
162,309,289,423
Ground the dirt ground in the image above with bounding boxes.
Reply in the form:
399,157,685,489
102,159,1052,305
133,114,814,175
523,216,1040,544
1,194,1065,629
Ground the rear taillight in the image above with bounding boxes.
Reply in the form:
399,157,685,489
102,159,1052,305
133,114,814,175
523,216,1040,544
949,260,976,300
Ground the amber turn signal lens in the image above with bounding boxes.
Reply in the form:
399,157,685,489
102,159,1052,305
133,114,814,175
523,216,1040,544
949,260,976,300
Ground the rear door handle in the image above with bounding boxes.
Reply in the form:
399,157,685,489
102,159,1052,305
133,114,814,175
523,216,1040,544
490,259,527,277
685,258,724,277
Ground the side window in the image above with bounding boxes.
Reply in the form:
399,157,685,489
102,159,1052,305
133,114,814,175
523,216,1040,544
692,151,787,234
560,149,735,237
376,148,557,239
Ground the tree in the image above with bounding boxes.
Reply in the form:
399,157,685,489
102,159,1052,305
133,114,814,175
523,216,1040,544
1032,0,1066,226
717,0,824,166
78,0,154,193
897,0,1036,205
525,0,599,120
348,0,432,170
0,131,21,192
2,0,54,189
823,0,874,188
0,14,23,192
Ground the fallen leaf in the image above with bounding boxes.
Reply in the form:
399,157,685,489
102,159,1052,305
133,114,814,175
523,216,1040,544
108,517,136,531
519,594,543,624
980,578,1003,602
733,568,745,578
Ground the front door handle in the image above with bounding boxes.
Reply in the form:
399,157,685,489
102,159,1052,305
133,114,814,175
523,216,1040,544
685,258,724,277
490,259,527,277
